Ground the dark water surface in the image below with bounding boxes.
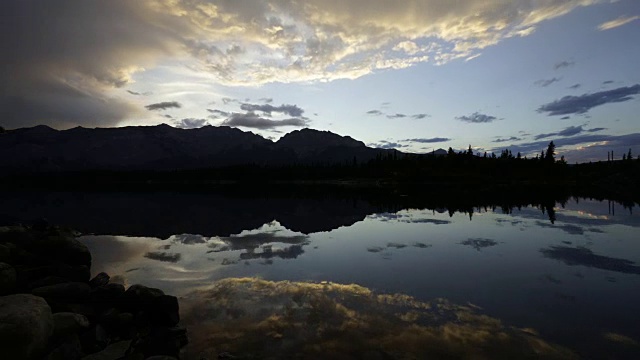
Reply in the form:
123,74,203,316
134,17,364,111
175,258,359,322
1,190,639,359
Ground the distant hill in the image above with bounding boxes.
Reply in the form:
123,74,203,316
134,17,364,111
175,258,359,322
0,124,421,173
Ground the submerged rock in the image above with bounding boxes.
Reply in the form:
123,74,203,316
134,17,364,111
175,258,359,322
0,294,54,359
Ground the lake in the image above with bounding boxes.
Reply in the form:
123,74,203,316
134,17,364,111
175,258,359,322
1,190,639,359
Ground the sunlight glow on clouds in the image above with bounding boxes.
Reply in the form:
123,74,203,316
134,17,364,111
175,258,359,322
597,15,640,30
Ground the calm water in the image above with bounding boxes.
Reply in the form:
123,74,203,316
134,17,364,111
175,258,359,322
2,191,639,358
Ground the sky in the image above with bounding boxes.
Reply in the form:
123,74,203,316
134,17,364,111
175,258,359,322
1,0,639,162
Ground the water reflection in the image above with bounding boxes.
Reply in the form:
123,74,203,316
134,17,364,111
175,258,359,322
181,278,576,359
540,246,640,275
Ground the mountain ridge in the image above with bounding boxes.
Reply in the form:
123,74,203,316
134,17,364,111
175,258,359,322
0,124,440,174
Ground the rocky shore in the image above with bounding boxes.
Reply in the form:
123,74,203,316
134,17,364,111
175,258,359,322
0,222,188,359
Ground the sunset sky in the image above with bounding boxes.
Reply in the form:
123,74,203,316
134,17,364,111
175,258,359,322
2,0,639,162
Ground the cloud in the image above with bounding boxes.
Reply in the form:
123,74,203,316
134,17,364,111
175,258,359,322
369,141,407,149
145,101,182,111
598,15,640,31
492,136,522,143
206,109,230,119
560,116,570,120
366,110,384,116
554,61,575,70
175,118,209,129
456,112,497,123
258,98,273,103
0,0,608,128
403,137,451,143
411,113,430,119
534,125,586,140
239,103,304,117
537,84,640,116
493,133,640,162
568,84,581,90
535,77,562,87
221,112,308,130
127,90,142,96
602,80,614,85
387,113,407,119
144,251,181,263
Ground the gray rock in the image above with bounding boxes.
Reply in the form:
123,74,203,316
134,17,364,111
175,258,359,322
32,282,91,303
79,340,131,360
0,262,17,295
53,312,90,338
0,294,54,359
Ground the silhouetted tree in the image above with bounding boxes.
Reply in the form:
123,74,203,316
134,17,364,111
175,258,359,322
628,148,633,161
545,141,555,163
0,125,5,134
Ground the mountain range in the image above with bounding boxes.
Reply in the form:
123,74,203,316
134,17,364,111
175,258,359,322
0,124,446,173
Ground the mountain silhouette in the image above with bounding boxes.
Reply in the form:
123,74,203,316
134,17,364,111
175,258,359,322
0,124,421,173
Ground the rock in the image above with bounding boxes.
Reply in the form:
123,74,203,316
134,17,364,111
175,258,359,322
122,284,165,313
32,282,91,303
0,294,54,359
146,356,179,360
25,234,91,268
59,264,91,283
130,327,188,358
53,312,90,338
147,295,180,327
78,324,110,355
28,276,72,290
88,272,110,288
91,283,125,310
79,340,131,360
0,262,17,295
45,334,83,360
0,243,10,262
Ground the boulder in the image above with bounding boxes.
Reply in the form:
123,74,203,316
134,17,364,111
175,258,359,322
0,294,54,359
53,312,90,338
88,272,110,288
0,262,17,295
32,282,91,303
0,243,10,262
28,276,71,290
45,334,83,360
122,284,165,312
79,340,131,360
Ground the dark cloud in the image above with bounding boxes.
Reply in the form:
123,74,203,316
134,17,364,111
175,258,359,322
537,84,640,116
369,140,407,149
221,112,308,129
0,1,188,129
366,110,383,116
602,80,614,84
403,137,451,143
535,77,562,87
145,101,182,111
239,103,304,117
387,113,407,119
127,90,142,96
206,109,230,119
258,97,273,103
144,251,181,263
492,136,522,143
554,61,575,70
560,116,570,120
534,125,592,140
411,113,430,119
163,114,173,119
175,118,208,129
456,112,497,123
568,84,581,90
